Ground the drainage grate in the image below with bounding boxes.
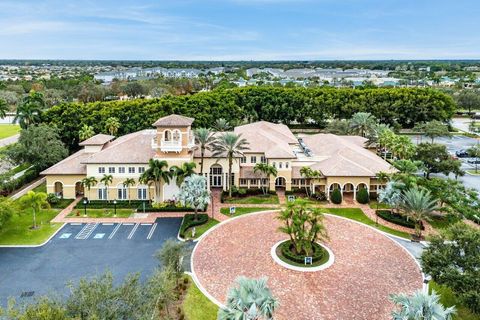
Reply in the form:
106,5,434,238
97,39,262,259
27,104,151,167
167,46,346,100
20,291,35,298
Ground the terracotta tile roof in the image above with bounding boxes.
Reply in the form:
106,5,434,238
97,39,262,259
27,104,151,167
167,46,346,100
40,149,89,175
234,121,296,159
83,130,157,164
78,134,115,146
301,133,395,177
153,114,194,127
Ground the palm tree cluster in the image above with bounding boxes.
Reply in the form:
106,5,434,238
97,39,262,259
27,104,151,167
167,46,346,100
253,163,277,195
390,290,456,320
14,90,46,129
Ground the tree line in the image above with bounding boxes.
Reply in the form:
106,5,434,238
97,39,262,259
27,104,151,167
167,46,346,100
40,86,456,150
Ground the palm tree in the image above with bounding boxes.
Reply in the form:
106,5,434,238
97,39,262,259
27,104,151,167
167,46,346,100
18,191,49,229
81,176,97,200
0,98,9,119
253,163,277,194
14,90,46,129
218,276,278,320
401,187,438,239
350,112,376,137
122,178,136,203
79,124,95,141
178,174,211,221
325,119,351,135
365,123,391,147
105,117,120,136
391,135,416,159
139,159,172,203
211,132,250,197
299,166,321,197
390,290,456,320
100,174,113,201
171,162,196,186
194,128,215,174
214,118,231,132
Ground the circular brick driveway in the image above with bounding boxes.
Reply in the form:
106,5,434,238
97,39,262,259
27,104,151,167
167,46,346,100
192,211,423,320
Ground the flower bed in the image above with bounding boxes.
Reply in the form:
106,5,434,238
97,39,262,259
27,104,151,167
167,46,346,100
274,240,331,268
376,210,424,230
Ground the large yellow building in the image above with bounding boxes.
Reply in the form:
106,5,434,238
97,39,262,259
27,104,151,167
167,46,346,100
41,114,394,201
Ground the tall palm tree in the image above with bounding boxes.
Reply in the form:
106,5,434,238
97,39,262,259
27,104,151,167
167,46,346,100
211,132,249,197
214,118,231,132
350,112,376,137
105,117,120,136
391,135,416,160
194,128,215,174
81,176,97,200
0,98,9,119
253,163,277,194
390,290,456,320
14,90,46,129
18,191,49,229
401,187,438,239
139,159,171,203
218,276,278,320
171,162,196,186
100,174,113,201
365,123,391,147
299,166,321,196
79,124,95,141
122,178,136,203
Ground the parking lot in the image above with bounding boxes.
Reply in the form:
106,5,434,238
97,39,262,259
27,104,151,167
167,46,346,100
0,218,185,306
410,135,480,192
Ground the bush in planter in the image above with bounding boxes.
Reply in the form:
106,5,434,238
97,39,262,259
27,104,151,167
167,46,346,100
47,193,60,205
330,188,342,204
356,188,369,204
376,210,424,230
179,213,209,238
280,240,324,264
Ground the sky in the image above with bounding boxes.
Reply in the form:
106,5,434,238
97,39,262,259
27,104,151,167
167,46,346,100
0,0,479,60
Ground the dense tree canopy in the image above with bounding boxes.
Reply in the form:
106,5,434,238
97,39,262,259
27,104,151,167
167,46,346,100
41,87,456,150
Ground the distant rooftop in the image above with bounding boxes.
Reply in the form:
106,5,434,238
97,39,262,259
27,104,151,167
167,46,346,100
153,114,194,127
78,134,115,146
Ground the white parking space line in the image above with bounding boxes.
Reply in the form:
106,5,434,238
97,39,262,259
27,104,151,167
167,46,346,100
108,224,121,239
147,223,157,240
141,223,152,226
70,223,82,226
102,223,114,226
83,223,98,240
123,223,134,226
127,223,139,239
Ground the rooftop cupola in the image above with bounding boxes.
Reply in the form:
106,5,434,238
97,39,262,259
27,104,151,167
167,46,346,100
152,114,196,154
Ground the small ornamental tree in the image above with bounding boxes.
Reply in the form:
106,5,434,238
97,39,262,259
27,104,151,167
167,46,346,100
178,174,211,221
277,199,328,256
330,188,342,204
390,290,456,320
356,187,369,204
18,191,50,229
218,277,278,320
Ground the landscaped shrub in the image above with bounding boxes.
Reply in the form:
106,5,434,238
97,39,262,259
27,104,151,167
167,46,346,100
280,240,325,264
47,193,60,204
220,188,275,202
75,199,145,209
356,188,369,204
330,188,342,204
376,210,424,230
179,214,209,238
0,167,40,196
311,191,327,201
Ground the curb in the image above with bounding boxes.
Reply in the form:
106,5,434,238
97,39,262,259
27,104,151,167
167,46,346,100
270,240,335,272
190,208,426,308
0,222,66,248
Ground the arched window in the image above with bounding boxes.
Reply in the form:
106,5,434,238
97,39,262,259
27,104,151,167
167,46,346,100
137,184,148,200
172,129,181,142
164,130,172,141
117,183,127,200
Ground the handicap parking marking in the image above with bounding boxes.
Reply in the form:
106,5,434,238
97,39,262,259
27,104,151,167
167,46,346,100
127,223,140,239
147,223,157,240
59,233,72,239
108,224,121,239
93,233,105,239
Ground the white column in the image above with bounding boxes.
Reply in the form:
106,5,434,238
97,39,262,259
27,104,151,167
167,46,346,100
206,173,210,189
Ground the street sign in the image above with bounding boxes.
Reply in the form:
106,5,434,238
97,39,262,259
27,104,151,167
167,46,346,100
229,207,236,215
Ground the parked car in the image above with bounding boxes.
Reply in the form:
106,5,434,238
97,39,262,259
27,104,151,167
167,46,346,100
456,150,470,158
467,159,480,164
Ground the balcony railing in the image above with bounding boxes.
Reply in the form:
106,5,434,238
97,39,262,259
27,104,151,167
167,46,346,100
151,133,196,152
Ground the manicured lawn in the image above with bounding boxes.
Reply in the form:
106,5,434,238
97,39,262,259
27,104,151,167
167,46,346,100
324,208,411,239
429,215,461,230
0,124,20,140
369,201,391,210
32,182,47,193
184,218,220,240
223,194,279,204
220,206,276,217
429,281,478,320
0,208,62,245
67,208,134,218
183,276,218,320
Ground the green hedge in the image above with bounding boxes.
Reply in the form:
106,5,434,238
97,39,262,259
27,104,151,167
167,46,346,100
220,188,275,203
75,200,146,209
356,188,369,204
0,168,40,196
179,214,209,238
280,240,325,264
140,206,195,213
376,210,424,230
330,188,342,204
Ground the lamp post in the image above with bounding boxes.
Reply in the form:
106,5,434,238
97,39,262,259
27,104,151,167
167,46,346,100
83,199,87,217
113,199,117,217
